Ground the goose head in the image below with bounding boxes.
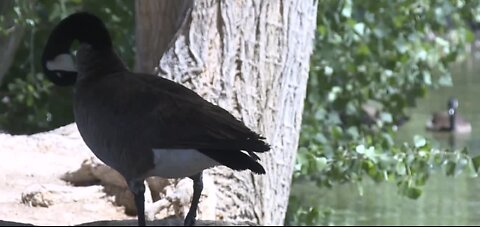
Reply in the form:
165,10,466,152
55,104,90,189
41,12,113,86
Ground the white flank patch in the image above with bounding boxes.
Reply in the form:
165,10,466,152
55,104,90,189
149,149,219,178
46,53,77,72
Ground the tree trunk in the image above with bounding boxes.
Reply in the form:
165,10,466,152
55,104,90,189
0,0,26,85
134,0,193,74
136,0,318,225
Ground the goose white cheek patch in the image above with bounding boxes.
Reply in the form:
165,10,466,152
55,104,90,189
46,53,77,72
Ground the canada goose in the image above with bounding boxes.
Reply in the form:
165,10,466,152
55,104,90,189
426,97,472,134
41,12,270,226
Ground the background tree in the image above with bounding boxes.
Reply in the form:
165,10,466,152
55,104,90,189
0,0,26,85
0,0,134,134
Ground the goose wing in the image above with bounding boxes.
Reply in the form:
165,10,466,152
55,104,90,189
112,73,270,153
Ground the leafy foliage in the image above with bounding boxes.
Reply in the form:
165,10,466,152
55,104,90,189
287,0,480,225
0,0,134,134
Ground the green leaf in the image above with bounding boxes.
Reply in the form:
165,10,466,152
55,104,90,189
467,159,478,178
471,155,480,173
341,0,352,18
357,43,370,55
415,173,429,186
413,135,426,148
445,162,456,176
379,112,393,123
405,187,422,199
354,22,366,36
315,157,328,172
466,29,475,43
396,162,406,175
305,207,320,225
439,73,453,86
356,144,366,154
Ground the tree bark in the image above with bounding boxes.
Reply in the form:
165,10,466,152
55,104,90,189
0,0,26,85
134,0,193,73
136,0,318,225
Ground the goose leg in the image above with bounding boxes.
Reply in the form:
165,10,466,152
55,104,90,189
184,172,203,226
129,180,146,226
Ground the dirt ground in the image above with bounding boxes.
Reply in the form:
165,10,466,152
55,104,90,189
0,136,132,226
0,125,256,226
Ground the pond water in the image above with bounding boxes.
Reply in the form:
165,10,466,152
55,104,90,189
396,57,480,155
293,57,480,225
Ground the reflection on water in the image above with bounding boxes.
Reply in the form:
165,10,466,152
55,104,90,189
296,58,480,225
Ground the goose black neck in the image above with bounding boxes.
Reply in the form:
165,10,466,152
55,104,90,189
41,12,112,86
448,107,456,131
